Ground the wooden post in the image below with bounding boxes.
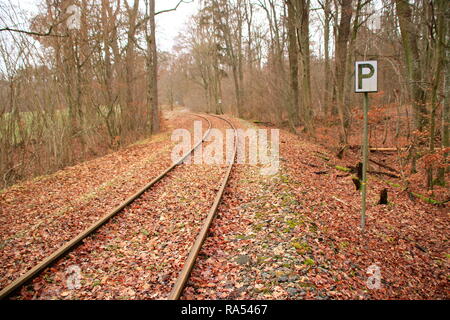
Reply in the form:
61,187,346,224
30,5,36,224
355,60,376,231
361,92,369,230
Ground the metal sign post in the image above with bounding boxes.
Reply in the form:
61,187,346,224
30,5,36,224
355,61,377,231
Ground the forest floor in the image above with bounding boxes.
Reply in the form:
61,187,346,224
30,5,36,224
312,98,449,204
0,108,448,299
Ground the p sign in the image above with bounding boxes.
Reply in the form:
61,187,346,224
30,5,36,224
355,61,377,93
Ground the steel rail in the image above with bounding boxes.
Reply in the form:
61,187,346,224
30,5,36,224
0,114,212,300
168,114,237,300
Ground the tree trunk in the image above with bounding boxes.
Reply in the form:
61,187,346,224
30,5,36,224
286,0,300,132
441,5,450,180
431,0,447,187
297,0,313,133
334,0,352,144
146,0,159,133
322,0,331,116
124,0,139,134
395,0,428,131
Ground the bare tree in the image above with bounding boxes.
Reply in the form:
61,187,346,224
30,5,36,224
286,0,300,131
395,0,427,131
318,0,332,116
334,0,352,144
144,0,160,133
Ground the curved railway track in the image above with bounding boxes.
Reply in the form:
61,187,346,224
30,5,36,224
169,114,237,300
0,113,237,300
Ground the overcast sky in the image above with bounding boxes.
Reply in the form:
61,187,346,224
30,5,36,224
4,0,383,57
155,0,199,51
10,0,199,52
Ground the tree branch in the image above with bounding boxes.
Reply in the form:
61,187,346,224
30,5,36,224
0,25,67,37
0,16,70,39
155,0,193,16
136,0,193,32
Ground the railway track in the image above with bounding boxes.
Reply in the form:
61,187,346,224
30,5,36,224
169,115,237,300
0,113,237,300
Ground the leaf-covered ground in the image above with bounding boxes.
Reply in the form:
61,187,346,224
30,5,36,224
182,117,448,300
0,112,207,292
8,115,233,299
1,111,448,299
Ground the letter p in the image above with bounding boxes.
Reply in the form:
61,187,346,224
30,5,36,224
358,63,374,90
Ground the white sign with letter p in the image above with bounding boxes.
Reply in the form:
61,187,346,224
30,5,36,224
355,61,377,93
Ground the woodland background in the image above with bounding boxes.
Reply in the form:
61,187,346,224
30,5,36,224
0,0,448,193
